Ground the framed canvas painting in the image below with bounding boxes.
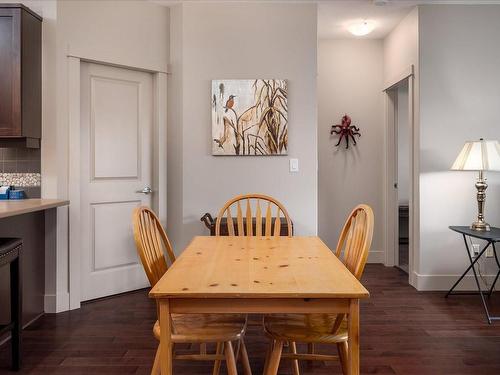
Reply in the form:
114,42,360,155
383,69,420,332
211,79,288,156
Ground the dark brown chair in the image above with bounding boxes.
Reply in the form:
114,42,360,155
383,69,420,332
0,238,23,371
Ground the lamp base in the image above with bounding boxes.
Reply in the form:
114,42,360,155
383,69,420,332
471,221,491,231
471,170,490,232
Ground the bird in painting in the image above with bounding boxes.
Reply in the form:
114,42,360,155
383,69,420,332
224,95,236,113
213,117,232,150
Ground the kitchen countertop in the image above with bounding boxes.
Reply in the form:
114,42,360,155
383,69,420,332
0,199,69,219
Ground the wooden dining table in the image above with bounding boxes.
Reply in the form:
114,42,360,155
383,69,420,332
149,236,369,375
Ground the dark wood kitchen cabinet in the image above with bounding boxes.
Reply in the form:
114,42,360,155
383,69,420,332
0,4,41,148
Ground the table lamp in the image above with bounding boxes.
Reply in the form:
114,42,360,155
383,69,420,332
451,138,500,231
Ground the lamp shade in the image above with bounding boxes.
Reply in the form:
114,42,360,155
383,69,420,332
451,139,500,171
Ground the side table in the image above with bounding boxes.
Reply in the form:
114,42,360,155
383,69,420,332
447,226,500,324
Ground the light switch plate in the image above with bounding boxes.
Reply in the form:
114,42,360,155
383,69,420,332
289,158,299,172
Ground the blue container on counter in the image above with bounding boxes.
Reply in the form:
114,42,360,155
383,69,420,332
0,186,11,200
9,189,26,200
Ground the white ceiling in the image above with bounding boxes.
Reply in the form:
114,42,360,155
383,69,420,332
318,0,414,39
154,0,500,40
319,0,500,39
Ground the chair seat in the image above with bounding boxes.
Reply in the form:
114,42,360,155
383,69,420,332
154,314,247,343
0,238,22,255
0,238,22,266
263,314,348,344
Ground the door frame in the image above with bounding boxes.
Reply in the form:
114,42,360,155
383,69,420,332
383,65,418,287
68,55,167,310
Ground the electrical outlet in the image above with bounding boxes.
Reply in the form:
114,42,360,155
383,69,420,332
472,244,480,258
486,247,494,258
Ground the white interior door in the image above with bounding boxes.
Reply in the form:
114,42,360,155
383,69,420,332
80,62,153,301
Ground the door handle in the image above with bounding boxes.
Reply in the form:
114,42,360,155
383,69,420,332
136,186,153,195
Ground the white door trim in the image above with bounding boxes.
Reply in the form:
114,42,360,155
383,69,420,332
68,56,81,309
384,65,414,92
383,64,418,288
384,88,398,267
68,55,167,310
67,45,169,75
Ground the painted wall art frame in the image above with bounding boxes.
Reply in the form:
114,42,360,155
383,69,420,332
212,79,288,156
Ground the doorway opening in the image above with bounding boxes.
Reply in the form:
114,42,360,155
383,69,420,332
394,80,410,273
384,66,415,283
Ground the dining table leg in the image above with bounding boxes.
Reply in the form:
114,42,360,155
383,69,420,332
159,299,173,375
348,299,360,375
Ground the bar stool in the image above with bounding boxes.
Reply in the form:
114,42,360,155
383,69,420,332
0,238,22,371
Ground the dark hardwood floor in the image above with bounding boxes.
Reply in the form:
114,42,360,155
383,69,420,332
2,264,500,374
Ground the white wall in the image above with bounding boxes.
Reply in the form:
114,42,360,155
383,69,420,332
318,39,385,263
167,2,318,252
57,0,169,72
418,5,500,289
166,4,184,254
383,7,419,87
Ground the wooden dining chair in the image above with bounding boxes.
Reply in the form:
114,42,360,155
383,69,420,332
215,194,292,237
133,206,252,375
262,204,374,375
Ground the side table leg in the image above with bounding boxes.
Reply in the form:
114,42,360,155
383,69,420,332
445,236,489,298
488,270,500,297
488,242,500,296
463,236,492,324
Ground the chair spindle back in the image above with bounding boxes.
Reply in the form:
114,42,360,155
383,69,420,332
132,206,176,286
335,204,374,280
215,194,292,237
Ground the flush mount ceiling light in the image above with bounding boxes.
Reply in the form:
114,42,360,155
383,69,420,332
347,20,376,36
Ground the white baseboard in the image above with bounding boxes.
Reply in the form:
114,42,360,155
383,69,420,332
44,292,70,313
368,250,384,263
414,271,498,291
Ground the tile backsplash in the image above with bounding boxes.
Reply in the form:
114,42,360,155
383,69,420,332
0,148,40,173
0,173,41,187
0,148,41,198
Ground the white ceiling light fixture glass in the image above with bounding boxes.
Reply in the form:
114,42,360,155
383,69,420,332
347,20,376,36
